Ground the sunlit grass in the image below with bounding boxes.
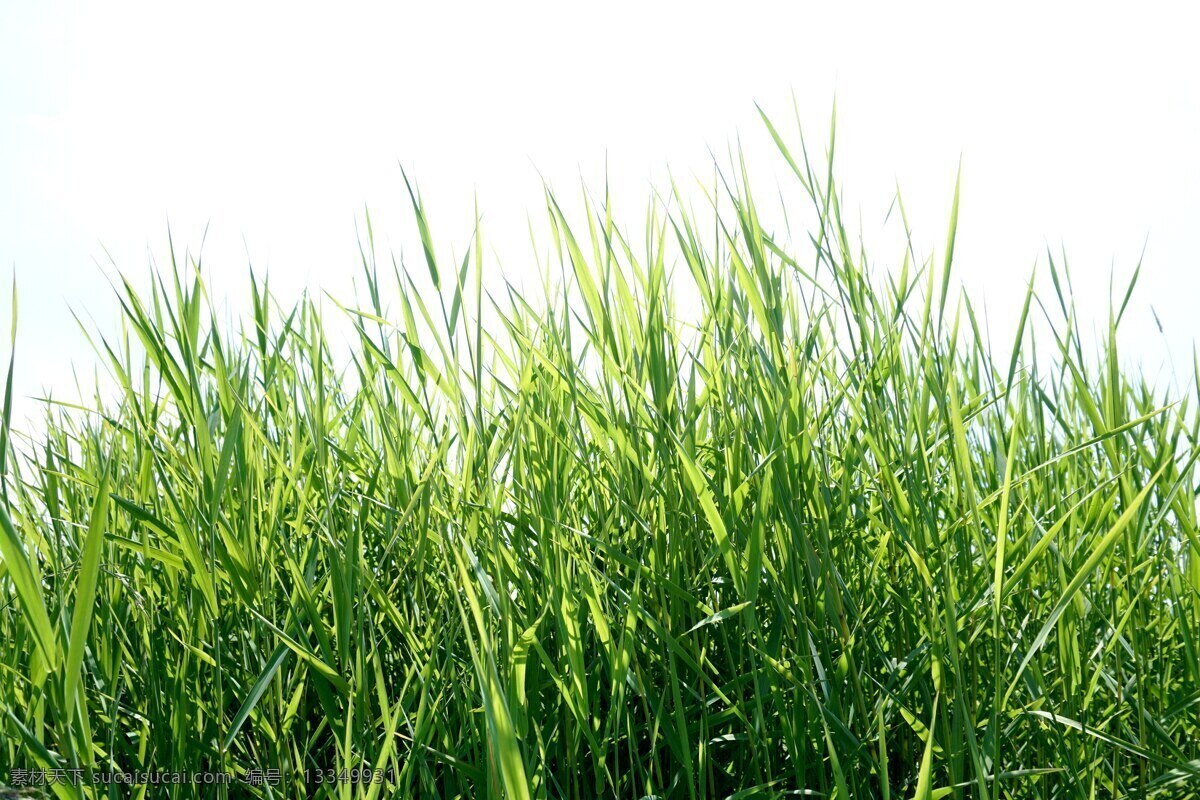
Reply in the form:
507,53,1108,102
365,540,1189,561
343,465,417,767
2,110,1199,799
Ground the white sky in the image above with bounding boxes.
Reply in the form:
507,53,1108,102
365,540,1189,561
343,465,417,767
2,1,1199,424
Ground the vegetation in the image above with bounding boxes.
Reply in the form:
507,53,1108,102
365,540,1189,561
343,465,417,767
2,111,1199,799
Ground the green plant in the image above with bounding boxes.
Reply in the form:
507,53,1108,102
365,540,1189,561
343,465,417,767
1,109,1198,799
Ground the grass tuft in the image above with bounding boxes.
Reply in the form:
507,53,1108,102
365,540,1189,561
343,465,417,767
2,111,1199,799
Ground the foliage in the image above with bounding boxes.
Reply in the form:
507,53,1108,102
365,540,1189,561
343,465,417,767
2,111,1199,799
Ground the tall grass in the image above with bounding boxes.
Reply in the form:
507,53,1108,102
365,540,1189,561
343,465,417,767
2,111,1199,799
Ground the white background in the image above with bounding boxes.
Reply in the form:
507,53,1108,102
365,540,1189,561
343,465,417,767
2,1,1198,424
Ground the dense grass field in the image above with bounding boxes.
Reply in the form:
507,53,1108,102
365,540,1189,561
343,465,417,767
2,115,1199,799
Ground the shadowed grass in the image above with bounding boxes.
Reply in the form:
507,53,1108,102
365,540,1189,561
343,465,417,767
1,110,1199,799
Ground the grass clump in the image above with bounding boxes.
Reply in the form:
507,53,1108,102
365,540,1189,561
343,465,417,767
1,112,1199,799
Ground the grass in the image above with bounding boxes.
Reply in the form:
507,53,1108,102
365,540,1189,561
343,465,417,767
1,109,1199,799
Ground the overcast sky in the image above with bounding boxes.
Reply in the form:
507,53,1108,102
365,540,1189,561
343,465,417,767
2,1,1198,424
